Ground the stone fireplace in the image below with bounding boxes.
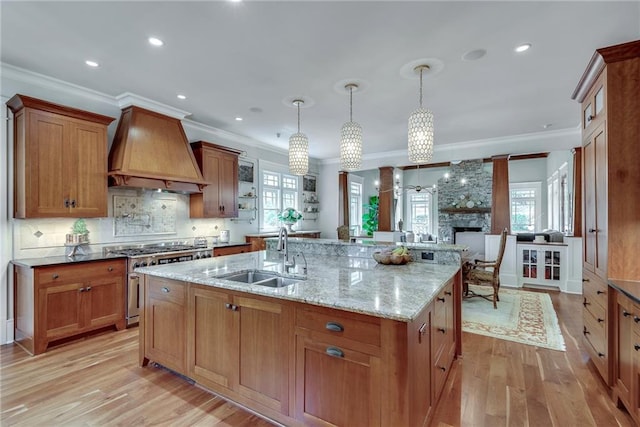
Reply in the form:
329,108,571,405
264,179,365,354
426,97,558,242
437,159,492,241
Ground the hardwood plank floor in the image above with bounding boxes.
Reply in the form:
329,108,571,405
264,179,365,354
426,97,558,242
0,289,635,426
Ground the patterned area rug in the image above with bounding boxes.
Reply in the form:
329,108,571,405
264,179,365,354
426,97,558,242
462,285,566,351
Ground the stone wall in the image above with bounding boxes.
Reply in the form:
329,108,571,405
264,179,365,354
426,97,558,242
437,159,492,241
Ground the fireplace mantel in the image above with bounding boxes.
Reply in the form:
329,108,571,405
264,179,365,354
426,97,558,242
441,207,491,214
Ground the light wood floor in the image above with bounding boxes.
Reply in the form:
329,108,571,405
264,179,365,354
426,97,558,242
0,289,635,426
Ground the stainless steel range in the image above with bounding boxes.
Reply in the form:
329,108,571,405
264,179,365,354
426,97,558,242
103,241,212,326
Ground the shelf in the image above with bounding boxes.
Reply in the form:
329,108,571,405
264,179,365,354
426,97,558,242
440,207,491,214
304,200,319,204
239,195,257,199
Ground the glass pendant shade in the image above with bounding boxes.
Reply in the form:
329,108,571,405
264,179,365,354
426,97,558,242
340,120,362,171
289,132,309,176
408,107,434,163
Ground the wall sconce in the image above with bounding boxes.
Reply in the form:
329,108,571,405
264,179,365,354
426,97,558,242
460,178,467,186
374,179,380,192
443,172,450,183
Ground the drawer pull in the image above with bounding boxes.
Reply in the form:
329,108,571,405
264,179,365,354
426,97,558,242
597,318,604,323
587,114,594,122
86,286,91,291
623,310,631,318
79,287,86,292
583,328,590,336
634,316,640,324
596,290,604,295
588,228,599,233
438,366,446,372
437,327,446,334
583,299,590,307
582,278,590,282
635,344,640,352
52,273,59,279
437,297,445,303
444,291,452,296
325,322,344,332
161,287,170,293
225,303,238,311
418,323,427,335
598,352,605,358
326,347,344,358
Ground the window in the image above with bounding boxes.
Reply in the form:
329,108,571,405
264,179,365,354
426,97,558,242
407,192,433,235
510,182,542,233
261,169,300,230
349,180,363,236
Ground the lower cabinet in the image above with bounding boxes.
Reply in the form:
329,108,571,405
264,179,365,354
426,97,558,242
13,259,126,355
212,244,252,257
613,290,640,425
140,274,458,426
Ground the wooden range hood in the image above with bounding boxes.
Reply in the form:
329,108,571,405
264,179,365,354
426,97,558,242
108,105,208,193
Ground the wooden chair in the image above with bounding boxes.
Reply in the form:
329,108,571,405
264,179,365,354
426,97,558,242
463,228,508,309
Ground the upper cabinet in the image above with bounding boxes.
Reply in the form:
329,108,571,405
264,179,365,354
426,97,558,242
7,94,115,218
190,141,241,218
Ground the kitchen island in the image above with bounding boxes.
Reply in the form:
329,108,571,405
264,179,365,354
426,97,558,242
136,251,461,426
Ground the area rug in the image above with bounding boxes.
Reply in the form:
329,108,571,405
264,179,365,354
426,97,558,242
462,285,566,351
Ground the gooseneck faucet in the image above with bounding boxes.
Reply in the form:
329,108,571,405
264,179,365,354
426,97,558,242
277,226,295,272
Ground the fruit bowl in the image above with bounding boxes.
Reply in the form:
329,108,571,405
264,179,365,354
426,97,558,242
372,252,412,265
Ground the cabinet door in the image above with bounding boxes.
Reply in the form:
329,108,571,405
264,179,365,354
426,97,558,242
69,121,108,217
235,295,291,413
408,306,432,427
295,335,381,427
200,149,222,217
85,274,125,329
219,152,238,218
583,124,607,277
26,110,70,216
616,293,635,409
145,278,186,374
633,329,640,422
189,286,234,389
40,282,83,342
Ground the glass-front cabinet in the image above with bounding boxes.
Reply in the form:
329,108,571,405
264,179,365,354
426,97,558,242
517,244,567,288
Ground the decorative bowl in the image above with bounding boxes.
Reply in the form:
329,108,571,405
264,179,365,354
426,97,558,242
372,252,412,265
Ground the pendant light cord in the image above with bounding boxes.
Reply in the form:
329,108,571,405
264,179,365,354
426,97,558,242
419,67,424,108
297,101,301,133
349,85,353,122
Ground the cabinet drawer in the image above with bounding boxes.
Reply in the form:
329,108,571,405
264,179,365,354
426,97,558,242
582,270,607,309
213,245,251,257
147,277,185,305
35,259,126,286
433,340,455,400
583,304,606,336
296,307,380,348
583,311,607,360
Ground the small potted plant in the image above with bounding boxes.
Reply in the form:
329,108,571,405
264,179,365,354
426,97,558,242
69,218,90,244
277,208,303,232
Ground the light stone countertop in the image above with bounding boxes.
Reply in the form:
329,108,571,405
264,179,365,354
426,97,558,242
135,251,460,322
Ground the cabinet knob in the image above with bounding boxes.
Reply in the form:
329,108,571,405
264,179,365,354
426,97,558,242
325,322,344,332
64,199,70,208
623,310,631,318
587,114,594,122
598,352,605,358
588,228,599,233
437,297,445,303
597,318,604,323
582,278,590,282
52,273,59,279
437,327,446,334
325,347,344,358
161,287,170,293
108,266,114,272
634,316,640,324
583,328,590,336
86,286,92,291
596,290,604,295
635,344,640,352
583,299,590,307
438,366,446,372
78,287,85,292
70,199,77,208
444,291,452,296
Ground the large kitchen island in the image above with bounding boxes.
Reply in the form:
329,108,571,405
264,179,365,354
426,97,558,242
136,250,461,427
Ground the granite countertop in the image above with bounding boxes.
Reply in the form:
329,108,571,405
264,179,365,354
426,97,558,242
12,253,127,268
135,251,460,322
263,237,468,252
609,279,640,303
245,230,321,237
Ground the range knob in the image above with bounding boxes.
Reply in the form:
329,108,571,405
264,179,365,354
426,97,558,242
133,262,140,268
195,254,201,260
150,260,157,266
140,261,148,267
206,253,212,258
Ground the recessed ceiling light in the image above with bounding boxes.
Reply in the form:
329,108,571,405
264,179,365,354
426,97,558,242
85,60,99,68
543,123,553,129
235,117,243,121
515,43,531,53
148,37,164,47
462,49,487,61
177,94,187,100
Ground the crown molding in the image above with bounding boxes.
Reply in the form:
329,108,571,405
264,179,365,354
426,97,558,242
115,92,191,119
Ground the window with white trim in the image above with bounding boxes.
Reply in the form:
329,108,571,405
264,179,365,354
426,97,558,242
510,182,542,233
261,169,300,230
349,181,363,236
407,191,433,235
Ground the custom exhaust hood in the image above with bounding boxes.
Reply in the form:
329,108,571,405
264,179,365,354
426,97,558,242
108,105,208,193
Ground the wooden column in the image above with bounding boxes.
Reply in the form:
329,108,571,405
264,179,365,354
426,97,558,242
491,155,511,234
338,171,349,227
571,147,582,237
378,167,394,231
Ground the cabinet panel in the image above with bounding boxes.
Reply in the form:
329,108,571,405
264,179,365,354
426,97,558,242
295,335,381,427
213,244,251,257
86,275,125,328
41,282,83,339
71,122,108,217
615,292,634,408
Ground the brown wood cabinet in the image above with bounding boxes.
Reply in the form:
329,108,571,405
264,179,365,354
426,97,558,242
140,271,460,426
13,259,126,355
573,40,640,387
6,94,115,218
190,141,241,218
246,232,321,252
143,276,187,373
213,244,252,257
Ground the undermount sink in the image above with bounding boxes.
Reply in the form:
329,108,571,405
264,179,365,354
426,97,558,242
219,270,304,288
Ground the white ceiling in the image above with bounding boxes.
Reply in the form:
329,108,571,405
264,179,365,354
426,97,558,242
1,1,639,162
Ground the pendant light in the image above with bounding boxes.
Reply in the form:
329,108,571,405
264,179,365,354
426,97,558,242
289,99,309,176
340,83,363,171
407,64,434,163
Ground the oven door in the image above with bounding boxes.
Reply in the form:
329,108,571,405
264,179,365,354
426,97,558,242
127,273,141,326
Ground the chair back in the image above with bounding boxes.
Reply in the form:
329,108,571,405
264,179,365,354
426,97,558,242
493,228,508,278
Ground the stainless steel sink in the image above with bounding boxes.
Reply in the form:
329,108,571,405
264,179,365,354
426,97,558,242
219,270,304,288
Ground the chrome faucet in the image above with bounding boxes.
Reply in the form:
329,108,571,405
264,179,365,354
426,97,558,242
295,252,308,275
277,226,295,272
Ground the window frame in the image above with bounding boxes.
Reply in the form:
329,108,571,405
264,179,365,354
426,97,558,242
406,190,435,236
348,175,364,236
258,161,301,231
509,181,542,233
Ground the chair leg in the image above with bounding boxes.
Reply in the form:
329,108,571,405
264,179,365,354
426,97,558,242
493,283,498,309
